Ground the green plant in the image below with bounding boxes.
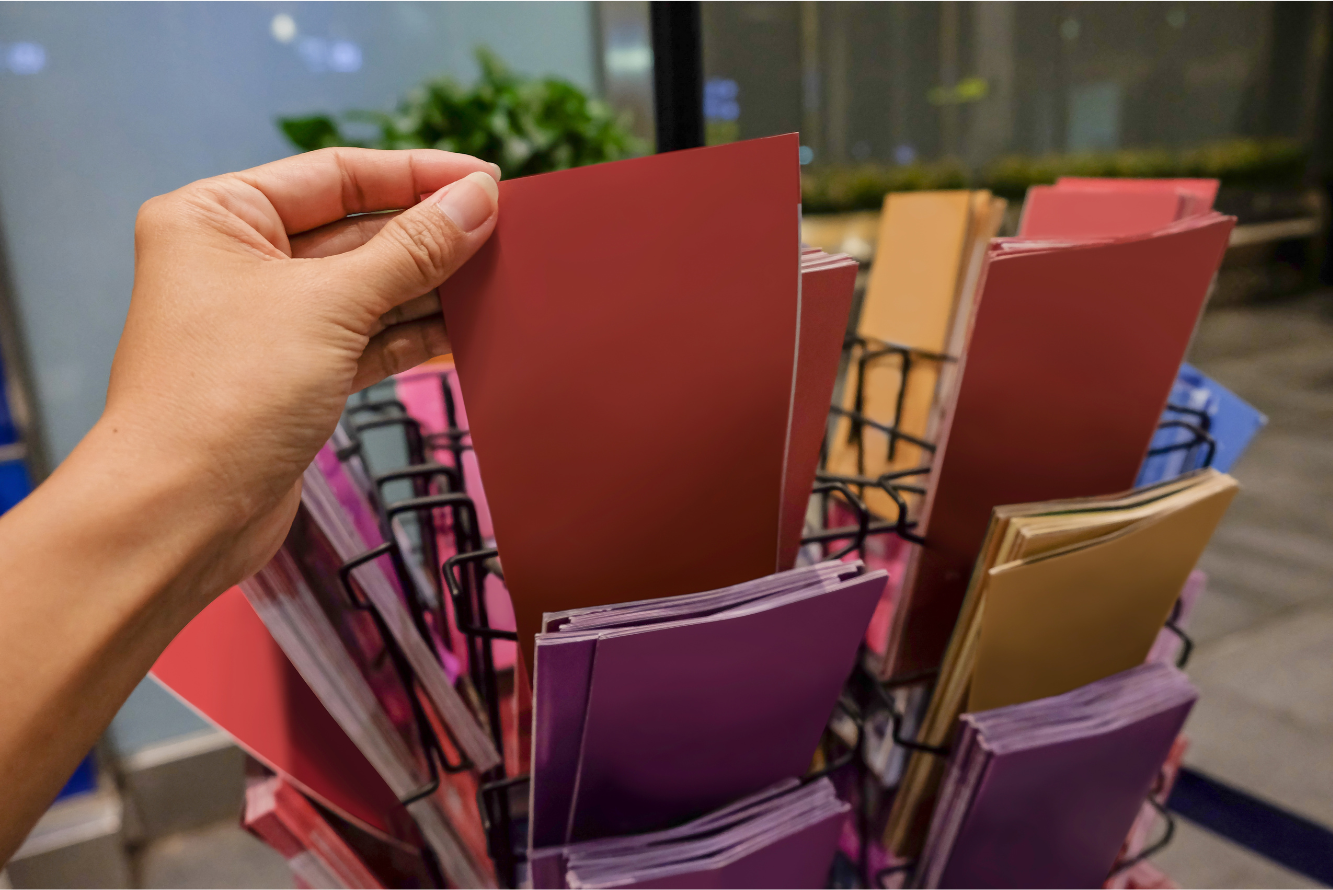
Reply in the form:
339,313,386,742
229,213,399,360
801,138,1310,213
279,47,644,179
982,139,1308,200
802,162,970,214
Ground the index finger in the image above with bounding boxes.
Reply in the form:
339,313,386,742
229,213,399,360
230,147,500,236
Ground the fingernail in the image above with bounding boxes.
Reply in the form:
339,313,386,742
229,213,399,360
432,171,498,233
488,162,502,181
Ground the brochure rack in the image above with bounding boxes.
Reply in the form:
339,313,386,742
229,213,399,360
318,357,1208,888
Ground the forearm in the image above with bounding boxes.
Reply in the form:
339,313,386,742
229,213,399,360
0,420,238,861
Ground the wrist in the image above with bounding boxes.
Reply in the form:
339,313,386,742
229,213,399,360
84,407,272,526
42,416,253,624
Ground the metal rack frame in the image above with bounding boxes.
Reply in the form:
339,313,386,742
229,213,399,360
326,357,1211,888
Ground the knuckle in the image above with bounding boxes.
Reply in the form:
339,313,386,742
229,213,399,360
134,184,222,245
389,211,461,283
380,329,418,378
134,195,173,238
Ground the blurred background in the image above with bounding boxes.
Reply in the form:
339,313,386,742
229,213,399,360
0,2,1329,887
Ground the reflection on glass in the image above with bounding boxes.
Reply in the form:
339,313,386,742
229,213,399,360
270,13,298,44
705,76,740,145
5,42,46,75
296,36,363,74
596,1,655,147
701,1,1322,171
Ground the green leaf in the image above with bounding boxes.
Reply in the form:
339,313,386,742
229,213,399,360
275,45,642,177
277,115,351,152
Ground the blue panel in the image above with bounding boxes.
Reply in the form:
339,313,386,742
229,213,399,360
0,459,31,513
55,754,98,800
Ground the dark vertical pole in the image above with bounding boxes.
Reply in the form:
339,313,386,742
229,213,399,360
650,1,705,152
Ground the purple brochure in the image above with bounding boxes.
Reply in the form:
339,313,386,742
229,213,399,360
921,662,1197,889
567,571,884,840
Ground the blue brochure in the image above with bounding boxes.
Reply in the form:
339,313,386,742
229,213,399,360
1137,363,1267,485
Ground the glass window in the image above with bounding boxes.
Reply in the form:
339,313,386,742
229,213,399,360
701,1,1322,168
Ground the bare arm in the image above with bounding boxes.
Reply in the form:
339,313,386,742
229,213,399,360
0,148,500,861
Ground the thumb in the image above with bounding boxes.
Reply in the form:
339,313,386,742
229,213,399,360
331,170,499,318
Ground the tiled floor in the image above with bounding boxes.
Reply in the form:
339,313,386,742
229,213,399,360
1150,291,1333,887
135,821,291,890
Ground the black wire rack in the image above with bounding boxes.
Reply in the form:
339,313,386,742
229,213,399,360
325,354,1211,888
332,363,943,888
339,377,521,886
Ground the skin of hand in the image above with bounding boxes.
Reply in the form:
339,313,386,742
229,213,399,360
0,148,499,862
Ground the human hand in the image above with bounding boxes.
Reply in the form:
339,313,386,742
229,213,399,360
87,148,500,605
0,149,504,855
